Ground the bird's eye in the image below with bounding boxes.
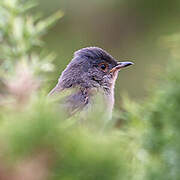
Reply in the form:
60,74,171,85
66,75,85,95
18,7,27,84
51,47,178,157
99,63,108,72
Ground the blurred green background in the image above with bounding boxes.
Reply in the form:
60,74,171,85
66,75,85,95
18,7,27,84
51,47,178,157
37,0,180,107
1,1,180,179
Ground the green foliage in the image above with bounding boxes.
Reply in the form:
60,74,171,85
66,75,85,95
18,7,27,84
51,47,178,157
142,60,180,179
0,0,180,180
0,97,128,180
123,38,180,179
0,0,63,77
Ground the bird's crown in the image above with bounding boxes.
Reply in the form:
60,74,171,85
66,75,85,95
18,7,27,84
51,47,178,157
74,47,118,66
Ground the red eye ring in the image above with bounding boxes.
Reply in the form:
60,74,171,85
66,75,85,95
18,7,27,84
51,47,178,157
99,62,108,72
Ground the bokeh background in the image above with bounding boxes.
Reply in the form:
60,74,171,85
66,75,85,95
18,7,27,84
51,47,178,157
1,1,180,179
37,0,180,107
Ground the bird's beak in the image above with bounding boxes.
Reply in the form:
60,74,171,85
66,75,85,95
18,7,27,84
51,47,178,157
110,61,134,73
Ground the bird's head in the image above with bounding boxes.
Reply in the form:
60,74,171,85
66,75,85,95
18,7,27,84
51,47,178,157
59,47,133,93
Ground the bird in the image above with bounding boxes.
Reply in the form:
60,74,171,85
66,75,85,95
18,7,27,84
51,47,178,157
49,47,133,119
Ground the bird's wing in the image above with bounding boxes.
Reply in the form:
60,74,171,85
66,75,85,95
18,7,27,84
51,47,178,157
63,90,89,115
49,84,89,116
48,84,63,96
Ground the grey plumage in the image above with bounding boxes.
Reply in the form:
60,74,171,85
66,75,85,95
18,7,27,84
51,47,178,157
49,47,133,117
